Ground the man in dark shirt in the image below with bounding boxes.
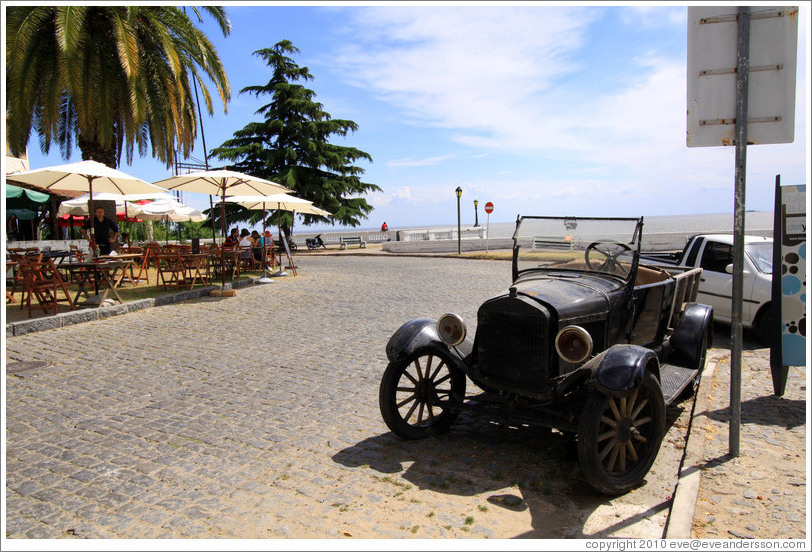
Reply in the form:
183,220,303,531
81,207,119,255
223,228,240,247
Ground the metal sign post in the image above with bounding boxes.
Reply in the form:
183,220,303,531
484,202,494,252
729,5,751,457
686,5,798,457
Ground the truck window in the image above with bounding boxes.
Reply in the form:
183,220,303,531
700,241,733,273
684,237,704,266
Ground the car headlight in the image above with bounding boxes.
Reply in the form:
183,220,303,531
437,313,467,346
555,325,593,364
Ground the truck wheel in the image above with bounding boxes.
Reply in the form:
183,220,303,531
379,348,466,440
756,305,775,348
577,372,666,495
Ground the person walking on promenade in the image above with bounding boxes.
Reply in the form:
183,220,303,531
81,207,119,256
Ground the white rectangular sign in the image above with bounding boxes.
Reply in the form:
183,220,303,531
687,6,799,147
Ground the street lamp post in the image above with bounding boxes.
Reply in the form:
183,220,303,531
455,187,463,254
474,199,479,227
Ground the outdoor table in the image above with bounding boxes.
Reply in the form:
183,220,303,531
64,259,134,307
40,250,73,265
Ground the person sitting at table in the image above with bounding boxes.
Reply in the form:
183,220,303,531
250,231,264,263
238,229,257,261
223,228,240,248
81,207,119,256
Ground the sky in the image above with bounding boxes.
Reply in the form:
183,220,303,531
11,1,812,232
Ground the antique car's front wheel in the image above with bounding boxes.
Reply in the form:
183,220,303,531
379,348,467,440
577,372,666,495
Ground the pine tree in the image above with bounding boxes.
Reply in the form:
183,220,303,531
210,40,379,231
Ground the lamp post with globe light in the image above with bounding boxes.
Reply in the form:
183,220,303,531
456,187,462,254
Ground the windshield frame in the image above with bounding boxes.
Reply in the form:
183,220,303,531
511,215,644,283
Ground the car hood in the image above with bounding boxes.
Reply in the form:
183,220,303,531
511,272,625,318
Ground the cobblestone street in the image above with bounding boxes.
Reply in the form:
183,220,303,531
5,255,723,539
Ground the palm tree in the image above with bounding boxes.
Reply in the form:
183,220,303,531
5,5,232,169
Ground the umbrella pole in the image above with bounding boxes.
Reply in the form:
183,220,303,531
88,179,96,258
271,203,288,277
257,201,273,284
220,190,227,289
210,195,216,243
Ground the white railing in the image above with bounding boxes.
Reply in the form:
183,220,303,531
399,227,487,242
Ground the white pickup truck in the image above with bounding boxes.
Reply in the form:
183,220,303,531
642,234,773,344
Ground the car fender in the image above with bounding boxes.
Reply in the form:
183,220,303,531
670,303,714,369
385,318,473,368
585,344,660,398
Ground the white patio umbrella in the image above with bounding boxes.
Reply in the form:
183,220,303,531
226,193,330,215
137,199,206,222
152,170,289,287
7,160,167,251
58,192,177,216
225,193,332,279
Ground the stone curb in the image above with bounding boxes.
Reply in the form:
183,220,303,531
6,277,262,337
664,354,721,538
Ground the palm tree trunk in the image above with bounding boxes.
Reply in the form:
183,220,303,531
78,134,118,169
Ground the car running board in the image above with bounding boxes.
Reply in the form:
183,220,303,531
660,364,700,405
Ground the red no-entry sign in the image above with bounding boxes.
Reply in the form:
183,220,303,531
484,202,494,214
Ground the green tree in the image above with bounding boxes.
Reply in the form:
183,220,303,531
6,5,232,169
209,40,379,231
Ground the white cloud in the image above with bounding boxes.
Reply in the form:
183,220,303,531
387,154,455,167
329,4,806,222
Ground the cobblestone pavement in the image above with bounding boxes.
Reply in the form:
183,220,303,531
2,255,737,540
690,346,807,540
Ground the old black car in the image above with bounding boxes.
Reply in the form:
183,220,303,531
379,215,713,494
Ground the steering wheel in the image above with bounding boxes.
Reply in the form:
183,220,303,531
585,241,631,273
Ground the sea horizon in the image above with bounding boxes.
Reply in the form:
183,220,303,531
296,210,775,239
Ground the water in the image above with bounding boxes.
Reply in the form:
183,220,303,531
305,211,774,240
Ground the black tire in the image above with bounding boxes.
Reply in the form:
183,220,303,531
379,348,467,440
577,372,666,495
756,305,774,348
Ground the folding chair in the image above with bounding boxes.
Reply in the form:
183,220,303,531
127,246,151,285
155,252,186,290
19,258,75,317
8,250,42,300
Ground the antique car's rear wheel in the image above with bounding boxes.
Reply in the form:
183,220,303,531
379,348,467,440
577,372,666,495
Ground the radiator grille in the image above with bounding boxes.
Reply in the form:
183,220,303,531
477,299,551,388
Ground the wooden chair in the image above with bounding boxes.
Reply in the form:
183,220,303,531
126,246,151,286
238,245,258,272
180,253,210,289
155,252,186,290
212,247,239,281
19,258,75,317
8,250,42,300
145,243,163,269
263,244,278,269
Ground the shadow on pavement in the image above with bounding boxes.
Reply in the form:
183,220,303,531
333,399,690,538
706,394,806,429
710,321,767,351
